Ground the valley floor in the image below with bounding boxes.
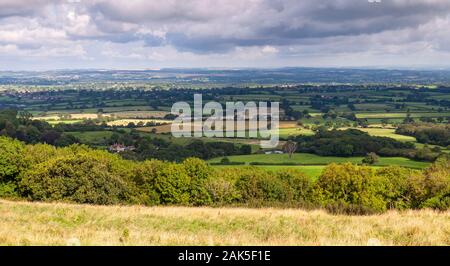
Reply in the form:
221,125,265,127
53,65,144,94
0,200,448,246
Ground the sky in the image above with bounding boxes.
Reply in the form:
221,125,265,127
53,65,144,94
1,0,450,70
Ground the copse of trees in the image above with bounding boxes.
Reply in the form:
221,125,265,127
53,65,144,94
118,133,252,162
0,137,448,214
0,109,80,147
293,128,440,161
396,123,450,147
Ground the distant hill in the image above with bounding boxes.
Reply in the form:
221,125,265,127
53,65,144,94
1,67,450,85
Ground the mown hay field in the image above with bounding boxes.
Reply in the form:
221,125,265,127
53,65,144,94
0,200,448,246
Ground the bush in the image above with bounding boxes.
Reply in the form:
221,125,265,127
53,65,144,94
324,202,380,215
151,162,191,205
276,169,314,202
130,159,165,205
183,158,212,205
236,167,290,203
375,166,418,209
220,157,230,164
0,136,25,182
362,152,379,165
19,151,139,205
0,182,18,198
205,175,241,205
315,163,386,212
420,156,450,210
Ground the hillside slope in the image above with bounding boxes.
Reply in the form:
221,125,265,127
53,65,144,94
0,200,448,246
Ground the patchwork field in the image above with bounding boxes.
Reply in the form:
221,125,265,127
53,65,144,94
0,200,448,246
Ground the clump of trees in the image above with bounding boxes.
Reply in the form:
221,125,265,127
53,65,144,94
396,123,450,147
0,109,79,146
362,152,379,165
1,136,448,214
117,134,252,162
293,129,441,161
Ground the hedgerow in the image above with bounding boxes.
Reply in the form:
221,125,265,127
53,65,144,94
0,136,448,214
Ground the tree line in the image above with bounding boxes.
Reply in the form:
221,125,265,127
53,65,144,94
292,128,442,162
1,136,448,214
396,123,450,147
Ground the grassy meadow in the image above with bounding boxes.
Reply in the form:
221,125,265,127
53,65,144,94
208,153,430,169
0,200,448,246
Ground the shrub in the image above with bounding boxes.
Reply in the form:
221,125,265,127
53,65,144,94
276,169,314,202
205,175,241,205
420,156,450,210
236,167,290,203
22,143,58,166
206,167,244,204
362,152,379,165
183,157,212,205
315,163,386,212
0,136,25,183
375,166,418,209
0,182,18,198
19,151,138,205
151,162,191,205
130,159,165,205
220,157,230,164
324,202,381,215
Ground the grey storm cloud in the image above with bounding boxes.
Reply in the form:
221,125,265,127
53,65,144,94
77,0,450,52
1,0,450,69
2,0,450,52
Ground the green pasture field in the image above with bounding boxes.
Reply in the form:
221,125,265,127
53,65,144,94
66,131,114,145
208,153,430,169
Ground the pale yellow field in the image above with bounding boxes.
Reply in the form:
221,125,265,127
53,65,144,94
34,113,111,120
137,124,173,133
111,111,170,119
106,119,172,126
33,111,169,122
0,200,448,246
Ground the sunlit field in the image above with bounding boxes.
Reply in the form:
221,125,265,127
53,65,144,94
208,153,430,169
0,200,448,246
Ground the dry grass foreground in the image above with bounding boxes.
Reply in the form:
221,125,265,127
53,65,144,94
0,200,449,246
